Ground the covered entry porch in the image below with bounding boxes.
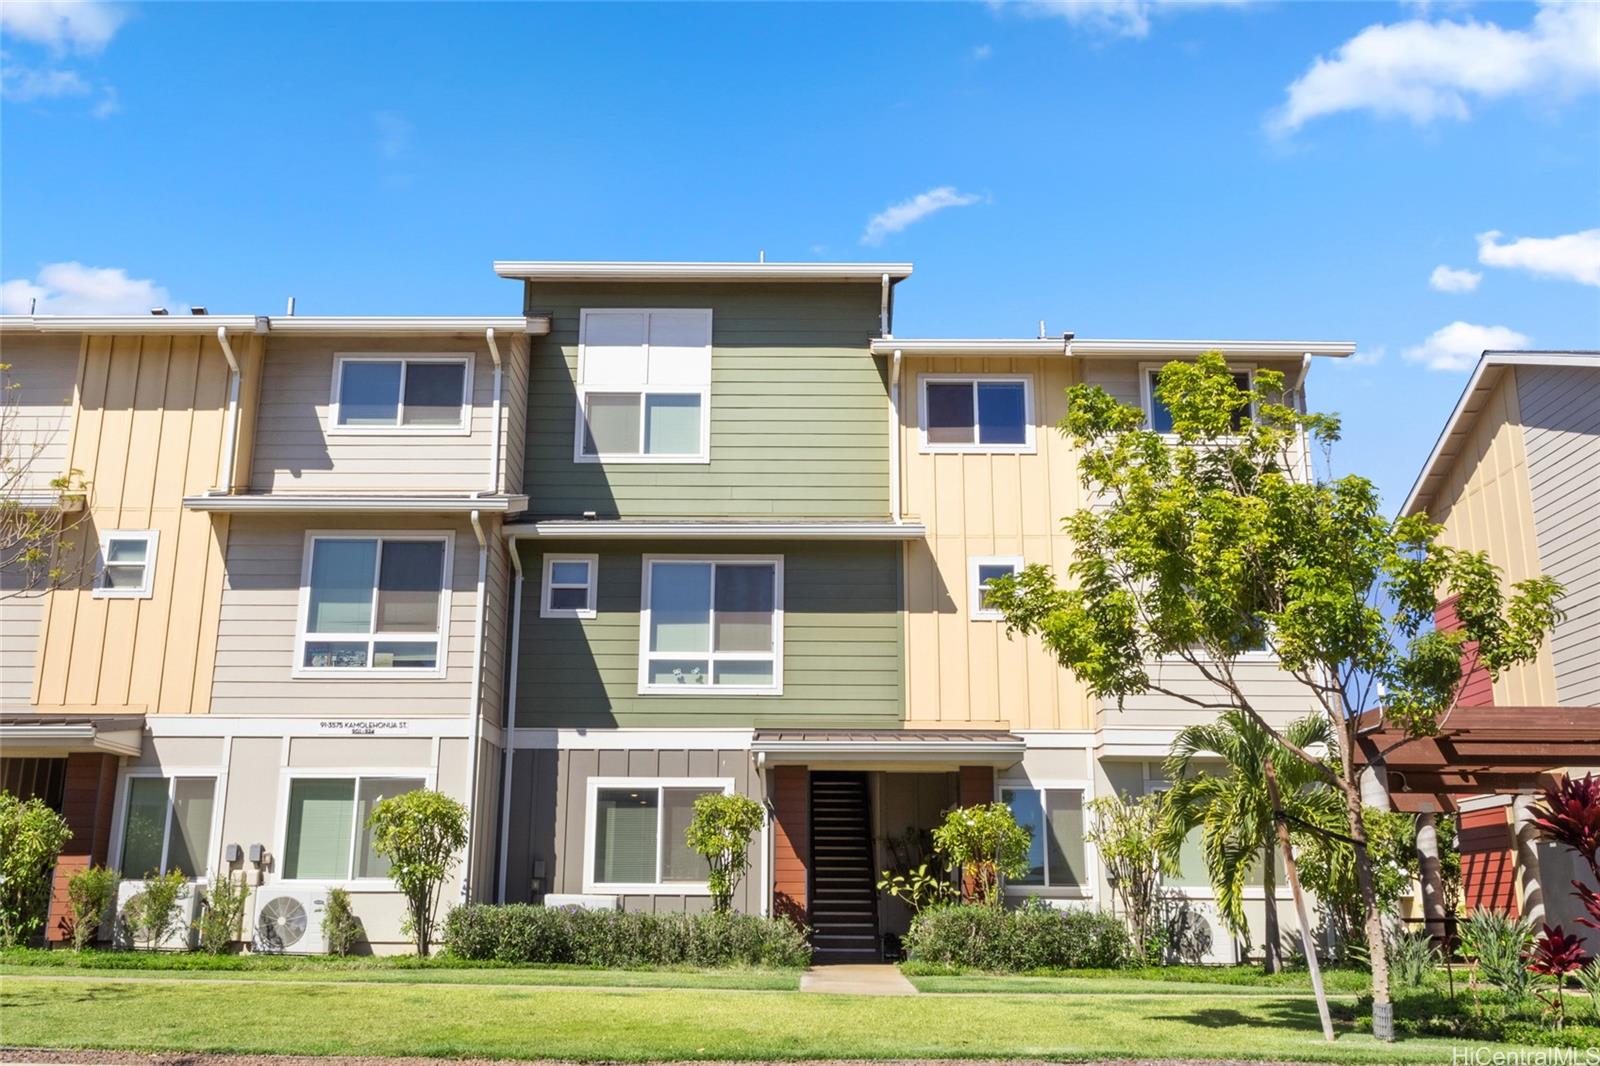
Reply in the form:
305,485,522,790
753,728,1024,962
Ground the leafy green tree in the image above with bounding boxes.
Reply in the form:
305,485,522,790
1160,709,1336,972
0,791,72,947
1293,805,1421,956
1084,792,1165,959
986,352,1564,1033
931,803,1030,905
368,789,467,957
684,792,764,913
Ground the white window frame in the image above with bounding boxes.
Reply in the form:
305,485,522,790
109,769,224,884
637,554,784,696
582,776,735,895
1139,361,1256,438
573,308,713,465
329,353,474,436
272,767,436,888
918,373,1036,454
541,553,598,619
969,555,1024,622
997,778,1094,896
294,530,455,679
93,529,159,600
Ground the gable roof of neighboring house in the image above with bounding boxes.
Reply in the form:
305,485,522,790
1402,350,1600,518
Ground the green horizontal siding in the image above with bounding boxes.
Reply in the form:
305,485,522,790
522,282,889,519
513,539,904,729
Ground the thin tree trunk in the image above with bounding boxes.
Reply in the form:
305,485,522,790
1344,779,1392,1040
1262,837,1281,974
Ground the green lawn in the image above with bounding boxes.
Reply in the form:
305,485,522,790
901,962,1378,996
0,971,1544,1063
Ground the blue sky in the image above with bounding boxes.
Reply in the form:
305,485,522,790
3,0,1597,511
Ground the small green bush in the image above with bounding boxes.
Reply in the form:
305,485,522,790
684,793,763,914
194,877,250,954
367,789,466,957
904,900,1132,971
442,904,811,968
118,870,189,950
1387,925,1439,989
322,887,363,956
66,866,119,950
1460,909,1536,1003
0,791,73,947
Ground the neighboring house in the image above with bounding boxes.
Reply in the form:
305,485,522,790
1374,350,1600,948
1,259,1361,962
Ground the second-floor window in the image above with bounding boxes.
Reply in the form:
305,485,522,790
331,355,471,432
1142,364,1253,434
95,530,158,599
920,375,1034,453
639,556,781,694
576,309,712,463
297,533,451,674
969,556,1023,621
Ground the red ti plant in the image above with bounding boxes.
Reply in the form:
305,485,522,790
1528,924,1589,1028
1531,773,1600,931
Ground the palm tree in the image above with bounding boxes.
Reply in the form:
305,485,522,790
1159,708,1337,973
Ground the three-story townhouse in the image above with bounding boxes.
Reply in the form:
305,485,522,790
0,312,542,949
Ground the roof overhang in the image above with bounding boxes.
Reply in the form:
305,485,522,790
264,316,549,336
870,338,1070,357
0,315,549,337
3,315,268,335
184,494,528,514
751,729,1025,770
506,519,925,541
870,338,1356,360
494,261,914,283
1402,350,1600,517
0,715,144,757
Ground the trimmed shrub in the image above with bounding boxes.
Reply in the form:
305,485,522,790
322,887,363,957
0,792,73,948
66,866,120,951
194,876,250,955
904,899,1132,971
442,904,811,968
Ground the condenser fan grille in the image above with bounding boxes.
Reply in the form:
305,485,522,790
257,896,309,950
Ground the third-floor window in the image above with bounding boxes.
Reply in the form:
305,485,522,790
576,309,712,463
331,355,472,433
919,374,1034,454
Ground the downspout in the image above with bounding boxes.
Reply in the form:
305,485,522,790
484,328,504,495
497,534,526,903
462,509,489,903
1293,352,1313,480
888,349,903,523
879,273,891,338
214,327,241,493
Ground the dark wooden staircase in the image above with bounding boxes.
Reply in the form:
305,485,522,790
808,771,880,962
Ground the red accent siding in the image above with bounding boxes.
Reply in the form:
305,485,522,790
1436,596,1495,707
45,753,120,943
1459,806,1518,916
770,766,809,925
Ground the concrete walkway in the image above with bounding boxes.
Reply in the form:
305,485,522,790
798,963,918,996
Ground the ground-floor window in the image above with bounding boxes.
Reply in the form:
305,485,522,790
1001,786,1087,888
120,776,217,880
586,778,732,892
281,775,425,881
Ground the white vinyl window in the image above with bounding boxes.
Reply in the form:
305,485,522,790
118,775,218,881
639,556,782,695
969,555,1023,621
920,375,1035,453
575,309,712,463
584,777,733,893
331,355,472,433
94,530,158,599
1140,363,1254,435
1001,786,1088,889
541,554,598,619
279,775,427,882
296,532,452,675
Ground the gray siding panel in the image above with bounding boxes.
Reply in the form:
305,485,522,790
1519,364,1600,705
2,337,79,494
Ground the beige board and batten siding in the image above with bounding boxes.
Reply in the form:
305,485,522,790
249,335,515,494
521,282,889,518
31,333,243,714
898,355,1094,730
1517,363,1600,706
210,514,481,715
1426,370,1560,705
503,743,764,913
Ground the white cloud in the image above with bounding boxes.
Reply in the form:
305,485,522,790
0,1,128,54
374,111,413,161
0,63,91,101
1477,228,1600,288
1428,264,1482,293
861,187,984,246
1269,1,1600,134
1,262,172,316
91,84,119,118
1343,345,1385,367
1402,321,1531,371
972,43,994,60
993,0,1247,39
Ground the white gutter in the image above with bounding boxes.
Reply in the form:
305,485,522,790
183,493,528,513
266,316,549,336
506,520,926,540
869,338,1354,359
213,327,242,493
462,509,489,903
18,315,267,334
484,328,504,495
869,338,1070,357
493,261,913,283
497,540,527,903
888,349,903,523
